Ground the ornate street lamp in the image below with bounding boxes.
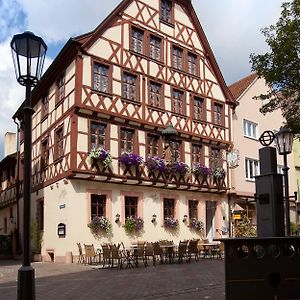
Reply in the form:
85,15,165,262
11,31,47,300
161,123,178,163
275,127,294,236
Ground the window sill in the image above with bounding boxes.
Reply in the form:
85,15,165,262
149,57,164,66
41,114,48,123
91,89,113,98
170,67,201,80
129,49,148,60
245,179,256,182
148,105,165,112
121,98,141,106
171,111,187,119
243,135,258,141
159,18,175,28
192,118,207,124
212,123,226,129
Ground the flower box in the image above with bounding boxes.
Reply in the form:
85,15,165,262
212,167,226,179
189,218,204,234
172,161,190,175
119,152,143,167
123,216,144,233
146,156,167,173
192,163,211,177
88,216,111,234
164,217,179,229
88,148,112,167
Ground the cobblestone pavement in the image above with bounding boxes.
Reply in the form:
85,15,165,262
0,259,225,299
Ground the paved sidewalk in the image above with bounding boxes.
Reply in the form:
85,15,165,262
0,259,225,299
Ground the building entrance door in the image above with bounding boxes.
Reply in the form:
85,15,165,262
206,201,216,242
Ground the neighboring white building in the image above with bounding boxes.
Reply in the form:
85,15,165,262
229,73,297,229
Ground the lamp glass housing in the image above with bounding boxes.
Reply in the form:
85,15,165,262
275,127,294,155
11,31,47,86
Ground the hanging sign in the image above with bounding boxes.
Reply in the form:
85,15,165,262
227,149,239,169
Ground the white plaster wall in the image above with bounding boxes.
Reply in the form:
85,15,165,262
40,179,227,259
231,77,297,196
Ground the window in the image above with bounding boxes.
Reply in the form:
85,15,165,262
170,140,181,162
37,200,44,231
160,0,172,23
150,35,162,61
91,194,106,218
56,75,65,103
243,120,258,139
193,97,205,120
245,158,259,180
188,52,197,75
213,103,223,125
93,63,109,93
191,144,203,164
41,94,49,119
189,200,198,220
91,122,106,149
172,46,183,70
172,89,184,115
120,128,134,153
210,147,222,169
164,198,175,219
41,138,49,169
149,81,162,107
54,126,64,160
123,72,138,101
147,134,159,157
125,196,138,218
131,27,144,54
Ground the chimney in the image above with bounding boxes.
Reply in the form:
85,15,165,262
4,132,17,157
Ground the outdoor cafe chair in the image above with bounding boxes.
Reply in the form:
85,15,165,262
76,242,85,264
177,241,188,263
135,241,146,267
187,239,199,262
144,242,154,266
152,242,164,265
84,244,98,265
211,242,224,259
110,244,125,269
101,244,111,268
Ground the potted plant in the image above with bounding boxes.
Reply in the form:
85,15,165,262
123,216,144,234
119,152,143,167
88,216,111,234
146,156,167,173
212,167,226,179
88,147,112,167
189,218,204,235
164,217,179,229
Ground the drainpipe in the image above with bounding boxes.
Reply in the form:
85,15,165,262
13,117,21,254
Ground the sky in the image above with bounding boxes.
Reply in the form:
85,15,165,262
0,0,284,160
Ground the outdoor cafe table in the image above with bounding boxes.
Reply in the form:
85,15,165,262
201,242,220,258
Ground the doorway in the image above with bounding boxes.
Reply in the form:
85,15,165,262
206,201,216,241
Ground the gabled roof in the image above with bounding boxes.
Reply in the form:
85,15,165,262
77,0,234,103
229,73,257,101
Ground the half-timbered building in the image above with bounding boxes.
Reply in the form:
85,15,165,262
1,0,234,262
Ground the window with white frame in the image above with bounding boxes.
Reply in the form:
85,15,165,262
243,120,258,139
245,158,259,180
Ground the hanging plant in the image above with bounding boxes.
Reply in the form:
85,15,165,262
119,152,143,166
189,218,204,234
164,217,179,229
88,147,112,167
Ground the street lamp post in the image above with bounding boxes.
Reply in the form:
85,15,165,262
11,31,47,300
275,126,294,236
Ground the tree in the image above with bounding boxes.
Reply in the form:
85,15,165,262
250,0,300,134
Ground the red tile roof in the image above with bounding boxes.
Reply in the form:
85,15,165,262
229,73,257,100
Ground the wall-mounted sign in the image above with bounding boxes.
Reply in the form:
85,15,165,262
227,149,239,169
57,223,66,237
233,214,242,220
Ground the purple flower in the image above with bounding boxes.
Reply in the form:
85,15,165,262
119,152,143,166
164,217,179,229
146,156,167,172
172,162,190,175
192,163,211,177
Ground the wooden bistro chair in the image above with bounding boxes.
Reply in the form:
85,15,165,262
101,244,111,268
76,243,85,264
84,244,98,265
110,244,125,269
177,241,188,263
152,242,164,266
144,242,154,267
135,241,146,267
187,239,199,262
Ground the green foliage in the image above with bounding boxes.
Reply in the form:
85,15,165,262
31,221,42,254
250,0,300,135
290,222,300,235
234,215,257,237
